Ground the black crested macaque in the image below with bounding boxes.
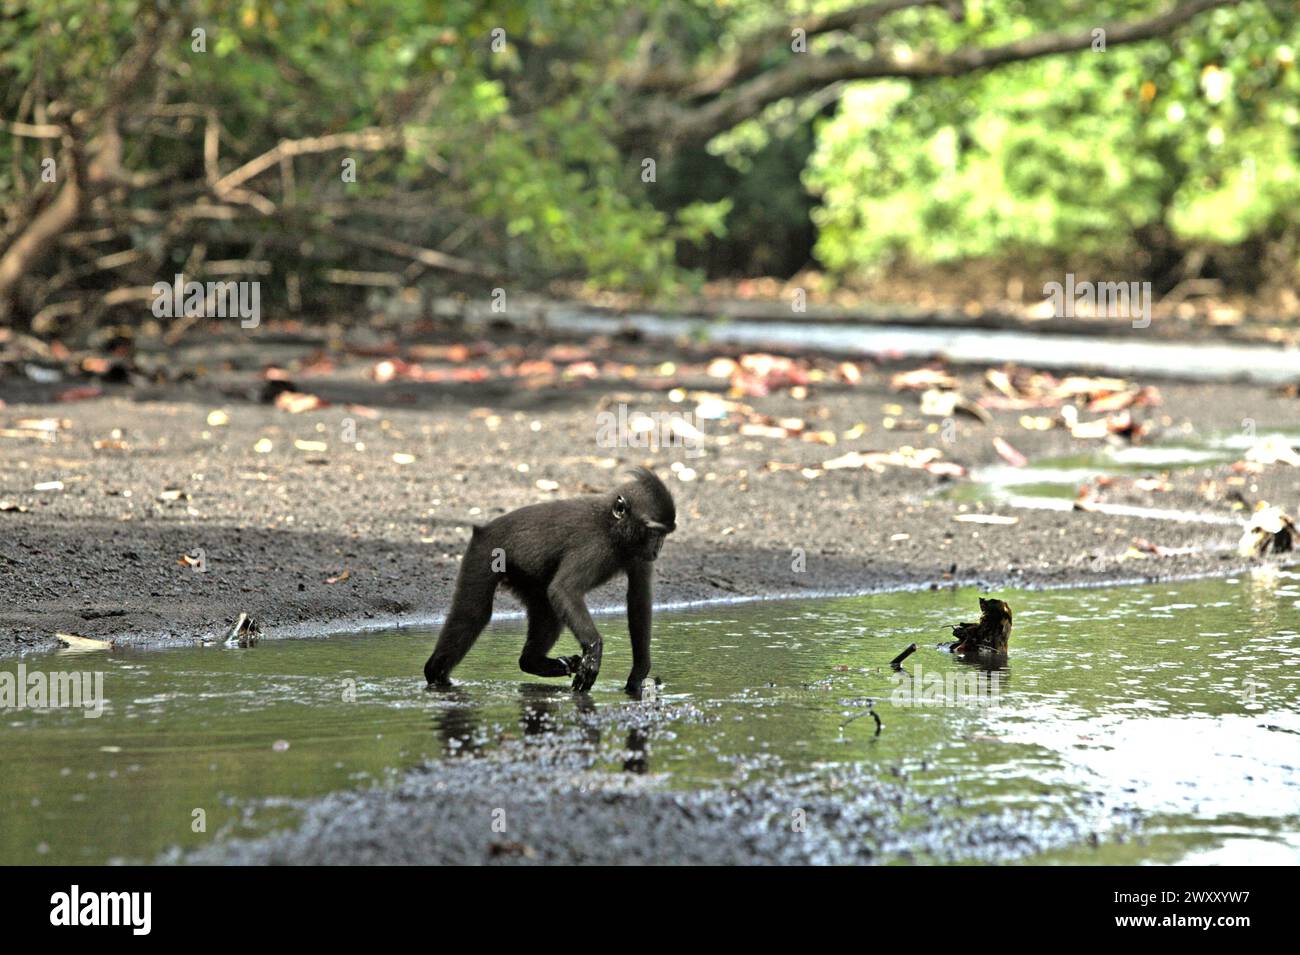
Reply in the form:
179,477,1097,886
423,467,676,694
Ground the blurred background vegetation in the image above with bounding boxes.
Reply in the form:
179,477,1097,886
2,0,1297,331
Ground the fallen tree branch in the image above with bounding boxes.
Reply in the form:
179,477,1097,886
317,222,499,279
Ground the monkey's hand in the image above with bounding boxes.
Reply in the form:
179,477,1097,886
560,655,583,675
571,652,601,692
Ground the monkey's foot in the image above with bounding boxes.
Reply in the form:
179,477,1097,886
624,676,659,698
571,660,600,693
519,654,583,678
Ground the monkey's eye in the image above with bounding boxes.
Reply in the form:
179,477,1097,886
613,496,627,520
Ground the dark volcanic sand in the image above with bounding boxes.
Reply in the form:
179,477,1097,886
1,324,1297,658
173,727,1138,866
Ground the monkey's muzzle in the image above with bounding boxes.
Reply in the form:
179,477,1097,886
644,519,674,560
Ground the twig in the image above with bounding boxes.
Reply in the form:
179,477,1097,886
889,642,918,669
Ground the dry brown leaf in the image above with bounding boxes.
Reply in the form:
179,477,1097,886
992,436,1028,467
274,391,328,414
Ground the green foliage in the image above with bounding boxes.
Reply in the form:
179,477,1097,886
806,1,1300,276
0,0,691,294
3,0,1297,301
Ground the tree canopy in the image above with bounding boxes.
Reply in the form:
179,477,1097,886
1,0,1295,327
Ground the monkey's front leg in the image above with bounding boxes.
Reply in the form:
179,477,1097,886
624,561,653,697
547,581,603,692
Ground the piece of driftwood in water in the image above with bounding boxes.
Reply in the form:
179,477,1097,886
943,597,1013,657
889,643,918,669
222,612,261,648
55,632,113,652
1238,505,1297,558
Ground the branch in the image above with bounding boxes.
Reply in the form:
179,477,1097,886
659,0,1236,146
685,0,949,98
0,120,64,138
316,222,499,279
212,127,408,195
0,16,172,322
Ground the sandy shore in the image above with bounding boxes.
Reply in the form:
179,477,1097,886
1,321,1297,658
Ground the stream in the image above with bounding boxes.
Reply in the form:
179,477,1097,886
3,573,1298,864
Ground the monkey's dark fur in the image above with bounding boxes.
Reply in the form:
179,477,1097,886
423,467,676,694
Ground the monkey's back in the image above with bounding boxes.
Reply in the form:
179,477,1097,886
475,495,620,598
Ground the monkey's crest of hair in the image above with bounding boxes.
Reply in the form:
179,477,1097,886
620,466,676,527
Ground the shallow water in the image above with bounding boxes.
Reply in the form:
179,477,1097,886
541,307,1300,384
3,572,1298,864
948,430,1300,523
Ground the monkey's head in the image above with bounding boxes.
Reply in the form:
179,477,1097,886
610,467,676,561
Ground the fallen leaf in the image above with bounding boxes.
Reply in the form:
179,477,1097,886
1244,435,1300,468
56,385,103,402
891,367,959,392
953,514,1019,525
274,391,327,414
925,461,967,478
920,389,991,423
706,357,738,379
992,437,1028,467
1018,415,1055,431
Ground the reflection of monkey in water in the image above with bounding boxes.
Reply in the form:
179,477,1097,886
424,467,676,695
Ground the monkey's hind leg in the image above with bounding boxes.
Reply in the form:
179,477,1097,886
518,599,582,679
424,538,499,687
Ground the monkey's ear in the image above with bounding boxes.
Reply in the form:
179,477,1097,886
613,495,628,520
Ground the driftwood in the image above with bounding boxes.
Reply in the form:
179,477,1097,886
945,597,1013,657
1238,505,1297,557
889,643,918,669
222,613,262,648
